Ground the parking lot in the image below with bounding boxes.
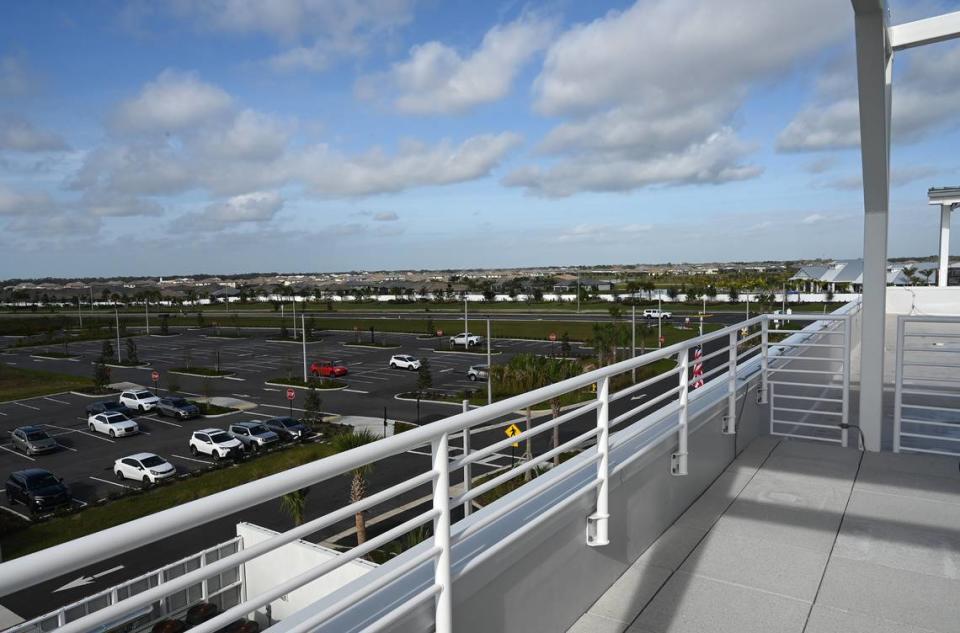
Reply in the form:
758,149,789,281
0,328,589,520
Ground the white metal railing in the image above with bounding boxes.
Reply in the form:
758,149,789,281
894,314,960,456
0,311,844,633
763,310,856,446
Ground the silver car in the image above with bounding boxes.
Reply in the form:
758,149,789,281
11,426,58,455
228,422,279,452
467,365,489,381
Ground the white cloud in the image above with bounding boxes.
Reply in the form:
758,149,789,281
180,191,285,232
71,143,194,196
298,133,523,196
373,211,399,221
802,213,828,225
778,44,960,152
82,190,163,217
0,55,35,97
192,109,291,162
0,185,57,215
0,114,68,152
554,222,652,244
112,69,233,133
506,0,847,196
386,15,556,114
5,212,100,236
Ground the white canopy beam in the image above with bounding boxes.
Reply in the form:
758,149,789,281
853,0,891,452
890,11,960,51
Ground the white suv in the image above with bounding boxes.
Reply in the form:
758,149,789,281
389,355,421,370
642,309,671,319
119,390,160,412
450,332,483,347
189,428,243,461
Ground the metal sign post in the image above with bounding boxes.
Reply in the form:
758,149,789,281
286,388,295,417
151,370,159,395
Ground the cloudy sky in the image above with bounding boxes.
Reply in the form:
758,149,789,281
2,0,960,277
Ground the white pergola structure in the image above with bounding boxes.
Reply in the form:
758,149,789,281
929,187,960,287
852,3,960,450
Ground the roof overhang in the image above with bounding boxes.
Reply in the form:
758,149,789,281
928,187,960,207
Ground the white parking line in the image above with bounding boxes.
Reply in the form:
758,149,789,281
141,415,182,428
56,441,78,452
171,453,214,465
44,397,71,405
223,376,246,381
0,505,31,521
440,368,454,373
14,402,40,411
0,445,34,461
263,387,280,392
342,389,369,394
0,411,7,416
44,424,115,443
90,475,132,490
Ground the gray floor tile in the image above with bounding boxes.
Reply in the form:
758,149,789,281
634,525,708,571
816,556,960,633
804,605,938,633
679,529,829,601
725,435,780,475
773,439,861,465
629,572,809,633
861,450,960,480
758,452,858,489
567,612,628,633
672,471,753,531
587,563,673,624
855,464,960,507
834,489,960,580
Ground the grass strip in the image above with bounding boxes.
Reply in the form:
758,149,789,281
0,364,92,401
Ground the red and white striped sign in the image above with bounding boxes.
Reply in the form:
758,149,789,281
692,346,704,389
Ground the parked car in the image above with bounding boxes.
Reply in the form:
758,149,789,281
119,389,160,412
88,412,139,437
642,309,672,319
228,422,279,452
263,417,312,442
309,360,348,378
156,396,200,420
10,426,58,455
467,365,489,381
189,429,243,461
114,453,177,484
450,332,483,347
389,355,421,370
5,468,70,513
85,400,131,416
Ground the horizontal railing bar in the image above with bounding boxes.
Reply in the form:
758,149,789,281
900,431,960,442
772,393,844,403
355,585,442,633
610,366,681,403
767,367,843,376
696,360,731,383
772,406,843,417
903,361,960,368
900,417,960,428
768,342,844,349
773,432,843,444
454,452,602,543
900,387,960,397
698,344,732,364
271,546,440,633
191,509,440,633
45,470,438,633
768,380,843,389
766,328,839,335
900,445,960,457
768,355,842,363
902,374,960,384
900,402,960,414
453,427,600,506
771,419,843,431
901,347,960,353
610,385,681,428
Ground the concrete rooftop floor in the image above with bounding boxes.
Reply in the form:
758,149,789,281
568,435,960,633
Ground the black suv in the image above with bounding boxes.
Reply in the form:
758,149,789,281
5,469,71,513
264,417,312,441
157,396,200,420
85,400,130,416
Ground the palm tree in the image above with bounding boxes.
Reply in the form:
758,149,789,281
491,354,543,479
280,487,310,526
545,358,583,465
331,429,380,544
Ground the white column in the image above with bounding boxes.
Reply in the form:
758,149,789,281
939,204,951,287
853,0,892,452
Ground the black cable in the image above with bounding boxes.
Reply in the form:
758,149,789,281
837,422,866,452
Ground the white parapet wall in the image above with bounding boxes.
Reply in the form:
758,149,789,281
886,286,960,316
236,523,377,627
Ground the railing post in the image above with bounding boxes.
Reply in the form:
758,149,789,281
672,350,689,476
723,330,738,435
461,399,472,516
893,316,905,453
760,316,769,404
842,315,852,448
431,433,453,633
586,376,610,547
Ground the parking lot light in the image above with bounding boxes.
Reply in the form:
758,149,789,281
114,307,121,363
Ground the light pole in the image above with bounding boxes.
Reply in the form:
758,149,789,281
301,314,307,383
145,299,150,335
463,297,469,349
631,305,636,382
77,296,82,329
292,297,297,340
576,270,580,314
114,307,121,363
658,296,663,348
486,318,492,405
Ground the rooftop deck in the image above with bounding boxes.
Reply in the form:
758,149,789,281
569,436,960,633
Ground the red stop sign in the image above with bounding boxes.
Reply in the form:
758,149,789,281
151,370,160,382
286,388,296,401
436,329,443,337
659,336,666,345
548,332,557,342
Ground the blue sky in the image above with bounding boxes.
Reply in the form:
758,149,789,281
2,0,960,277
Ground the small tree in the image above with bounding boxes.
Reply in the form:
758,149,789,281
160,314,169,335
417,359,433,395
101,339,114,363
93,359,110,390
126,338,139,364
168,376,181,394
280,487,310,526
303,380,323,427
728,286,740,303
560,332,572,357
331,430,380,545
425,316,435,337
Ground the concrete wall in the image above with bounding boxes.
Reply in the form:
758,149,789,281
886,286,960,316
236,523,376,628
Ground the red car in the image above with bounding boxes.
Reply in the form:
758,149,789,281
310,360,348,378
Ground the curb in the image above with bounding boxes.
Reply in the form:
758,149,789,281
70,390,121,398
394,393,476,408
263,381,349,392
266,339,323,344
169,370,236,379
431,349,503,356
30,355,80,362
340,343,402,349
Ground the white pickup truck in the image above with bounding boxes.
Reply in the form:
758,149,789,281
642,308,672,319
450,332,484,347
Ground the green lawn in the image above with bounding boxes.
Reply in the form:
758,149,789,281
169,366,234,377
0,441,336,559
0,364,92,402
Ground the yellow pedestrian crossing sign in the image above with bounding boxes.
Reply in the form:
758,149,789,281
505,423,521,447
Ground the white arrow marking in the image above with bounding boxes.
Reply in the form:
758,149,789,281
54,565,124,592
